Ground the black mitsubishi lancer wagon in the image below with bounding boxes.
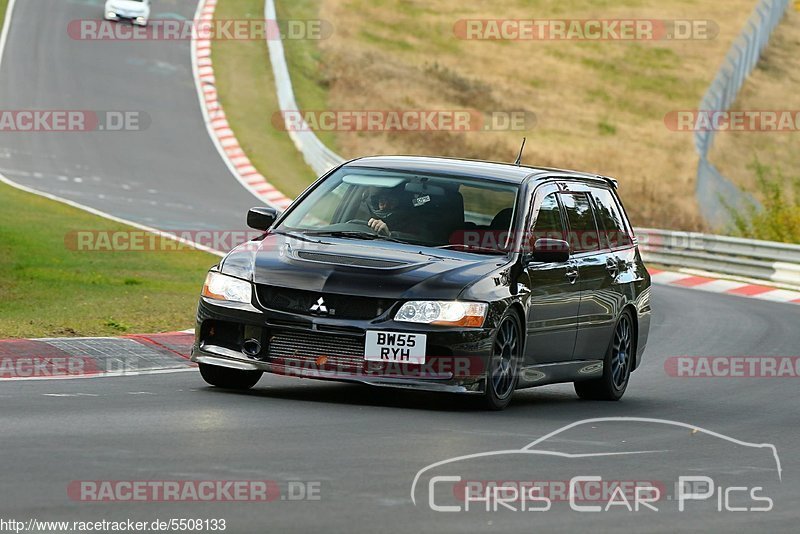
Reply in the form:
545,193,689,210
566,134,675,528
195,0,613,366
191,156,651,409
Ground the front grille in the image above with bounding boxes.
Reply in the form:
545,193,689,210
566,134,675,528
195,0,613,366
267,330,364,370
296,251,407,269
256,285,394,320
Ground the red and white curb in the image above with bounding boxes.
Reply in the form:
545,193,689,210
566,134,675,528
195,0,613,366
191,0,292,211
649,268,800,305
2,269,799,382
0,332,196,381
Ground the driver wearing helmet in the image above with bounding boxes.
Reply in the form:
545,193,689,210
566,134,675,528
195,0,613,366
367,186,413,236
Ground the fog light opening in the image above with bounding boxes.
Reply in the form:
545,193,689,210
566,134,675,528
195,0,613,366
242,338,262,358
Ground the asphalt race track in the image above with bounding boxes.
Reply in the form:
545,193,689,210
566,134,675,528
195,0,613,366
1,1,799,533
0,0,257,230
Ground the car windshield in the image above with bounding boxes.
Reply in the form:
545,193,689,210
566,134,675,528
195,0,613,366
278,167,519,253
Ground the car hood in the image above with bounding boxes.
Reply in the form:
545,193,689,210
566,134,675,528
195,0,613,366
219,233,510,300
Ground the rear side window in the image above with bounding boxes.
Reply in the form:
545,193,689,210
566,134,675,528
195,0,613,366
590,188,633,249
560,193,600,252
531,192,565,241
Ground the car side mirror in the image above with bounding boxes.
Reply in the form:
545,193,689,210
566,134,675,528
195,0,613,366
247,207,277,231
530,238,570,263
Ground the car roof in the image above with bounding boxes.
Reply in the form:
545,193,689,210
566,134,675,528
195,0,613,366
344,155,617,187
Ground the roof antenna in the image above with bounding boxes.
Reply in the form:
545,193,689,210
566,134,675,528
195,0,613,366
514,137,526,166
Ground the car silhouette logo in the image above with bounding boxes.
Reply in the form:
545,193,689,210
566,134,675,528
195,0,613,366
310,297,328,314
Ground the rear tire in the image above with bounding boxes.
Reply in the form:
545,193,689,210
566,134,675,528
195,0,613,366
574,309,634,401
483,310,522,411
199,363,262,390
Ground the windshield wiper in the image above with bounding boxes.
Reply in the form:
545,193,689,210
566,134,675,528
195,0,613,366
435,244,508,255
303,230,410,244
270,230,323,244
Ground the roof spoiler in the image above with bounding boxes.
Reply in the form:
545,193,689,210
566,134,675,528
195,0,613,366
598,175,618,189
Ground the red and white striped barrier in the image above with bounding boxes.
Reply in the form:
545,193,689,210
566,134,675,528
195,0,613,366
191,0,292,211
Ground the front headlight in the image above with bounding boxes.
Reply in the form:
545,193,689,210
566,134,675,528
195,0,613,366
202,272,252,303
394,301,488,327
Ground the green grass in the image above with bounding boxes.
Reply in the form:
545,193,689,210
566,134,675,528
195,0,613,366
724,160,800,244
597,120,617,136
0,182,217,338
211,0,318,198
276,0,340,150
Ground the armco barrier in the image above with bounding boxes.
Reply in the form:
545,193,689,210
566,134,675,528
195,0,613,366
637,228,800,287
694,0,790,226
264,0,345,176
264,0,789,228
261,0,799,285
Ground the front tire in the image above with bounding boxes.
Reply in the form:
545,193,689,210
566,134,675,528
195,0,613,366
483,310,522,410
574,309,635,401
199,363,262,390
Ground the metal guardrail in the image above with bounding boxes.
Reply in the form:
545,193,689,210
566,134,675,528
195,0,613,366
694,0,790,226
264,0,345,177
637,228,800,287
265,0,790,228
263,0,799,286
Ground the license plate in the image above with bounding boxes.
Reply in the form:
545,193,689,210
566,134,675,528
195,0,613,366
364,331,426,364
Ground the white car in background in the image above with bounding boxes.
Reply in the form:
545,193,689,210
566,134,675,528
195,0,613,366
104,0,151,27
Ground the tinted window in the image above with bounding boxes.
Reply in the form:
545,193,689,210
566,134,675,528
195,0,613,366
461,183,517,227
591,188,633,249
278,167,519,248
560,193,600,252
531,192,565,242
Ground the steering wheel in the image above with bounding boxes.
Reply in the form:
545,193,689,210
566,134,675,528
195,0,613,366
344,219,373,227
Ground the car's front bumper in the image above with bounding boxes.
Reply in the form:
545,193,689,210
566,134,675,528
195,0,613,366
191,296,495,394
104,11,148,25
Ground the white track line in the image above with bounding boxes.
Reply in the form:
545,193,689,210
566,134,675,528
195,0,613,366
0,173,225,257
0,0,225,258
2,367,197,382
0,0,17,70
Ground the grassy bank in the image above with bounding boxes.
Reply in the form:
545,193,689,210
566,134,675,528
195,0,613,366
710,9,800,204
211,0,800,232
0,182,216,338
211,0,318,198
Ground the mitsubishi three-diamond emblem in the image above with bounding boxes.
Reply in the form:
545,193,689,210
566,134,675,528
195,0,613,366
310,297,328,314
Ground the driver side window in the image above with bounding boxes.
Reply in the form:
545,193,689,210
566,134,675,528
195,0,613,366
293,182,351,227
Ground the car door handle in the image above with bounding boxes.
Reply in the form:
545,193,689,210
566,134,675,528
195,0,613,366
606,258,619,277
565,268,579,284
